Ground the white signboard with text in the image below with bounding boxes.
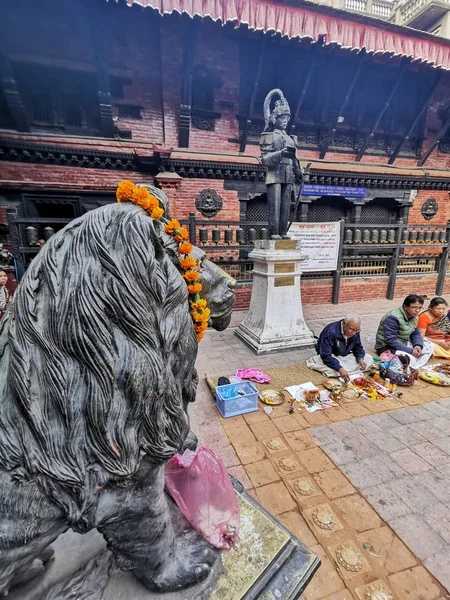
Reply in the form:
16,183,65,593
287,221,341,272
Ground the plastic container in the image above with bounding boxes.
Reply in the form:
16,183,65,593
215,381,259,418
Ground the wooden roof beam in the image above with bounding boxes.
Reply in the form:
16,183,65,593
178,17,196,148
356,58,408,162
287,38,323,136
84,0,116,138
239,36,267,154
418,111,450,167
388,70,442,165
319,48,366,160
0,52,30,132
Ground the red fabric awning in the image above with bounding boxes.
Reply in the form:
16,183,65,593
122,0,450,70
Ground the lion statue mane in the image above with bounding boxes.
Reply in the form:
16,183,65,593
0,187,235,596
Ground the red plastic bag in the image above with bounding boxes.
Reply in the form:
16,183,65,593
165,446,240,550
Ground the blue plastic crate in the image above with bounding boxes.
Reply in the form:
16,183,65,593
215,381,259,418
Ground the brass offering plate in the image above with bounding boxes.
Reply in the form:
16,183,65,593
259,390,284,405
339,388,360,401
323,381,342,392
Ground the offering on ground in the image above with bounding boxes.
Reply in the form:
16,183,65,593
419,363,450,386
259,390,285,405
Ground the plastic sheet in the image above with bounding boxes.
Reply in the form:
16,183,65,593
165,447,240,550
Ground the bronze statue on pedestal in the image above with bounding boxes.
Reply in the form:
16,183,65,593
260,89,307,239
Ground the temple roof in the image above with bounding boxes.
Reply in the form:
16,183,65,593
116,0,450,69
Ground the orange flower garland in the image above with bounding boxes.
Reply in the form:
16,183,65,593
115,181,209,342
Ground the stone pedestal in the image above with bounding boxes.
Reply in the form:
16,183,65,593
235,239,315,354
9,479,319,600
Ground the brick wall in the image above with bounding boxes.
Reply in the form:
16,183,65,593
235,273,450,310
159,16,183,148
2,0,450,308
0,162,151,190
421,73,450,171
158,177,240,221
103,3,165,143
188,21,240,154
5,0,450,168
408,189,450,225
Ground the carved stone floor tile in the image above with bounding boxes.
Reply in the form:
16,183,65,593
304,503,344,537
354,579,395,600
286,475,323,505
328,539,372,580
263,437,288,454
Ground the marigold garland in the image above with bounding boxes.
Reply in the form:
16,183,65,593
174,228,189,242
183,271,199,283
178,242,193,255
115,180,209,342
180,256,197,270
151,207,164,220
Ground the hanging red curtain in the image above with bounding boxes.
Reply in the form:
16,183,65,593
120,0,450,69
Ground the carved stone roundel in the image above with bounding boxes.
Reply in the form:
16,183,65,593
293,478,315,496
335,543,364,572
311,506,336,530
266,438,283,451
421,197,438,220
278,456,299,472
364,584,393,600
195,188,223,217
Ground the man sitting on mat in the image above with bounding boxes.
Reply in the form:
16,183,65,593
307,314,373,382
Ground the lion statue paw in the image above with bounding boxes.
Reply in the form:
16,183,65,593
140,530,220,592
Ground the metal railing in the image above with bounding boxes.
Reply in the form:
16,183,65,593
209,258,254,283
337,221,450,301
345,0,366,11
393,0,450,25
7,212,450,305
343,224,447,245
342,0,393,18
397,257,438,273
372,1,393,16
342,257,390,276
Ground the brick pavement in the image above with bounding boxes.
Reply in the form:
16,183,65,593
191,296,450,599
312,399,450,593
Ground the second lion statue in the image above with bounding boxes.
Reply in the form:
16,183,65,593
0,186,236,596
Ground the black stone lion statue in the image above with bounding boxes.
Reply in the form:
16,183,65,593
0,187,235,596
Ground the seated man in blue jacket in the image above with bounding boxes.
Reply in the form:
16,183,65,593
307,315,373,382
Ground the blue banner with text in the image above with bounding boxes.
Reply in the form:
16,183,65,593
301,184,366,198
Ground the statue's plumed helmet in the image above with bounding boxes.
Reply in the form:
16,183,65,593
270,96,291,122
263,89,290,132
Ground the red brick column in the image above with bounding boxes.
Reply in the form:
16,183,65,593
154,172,183,216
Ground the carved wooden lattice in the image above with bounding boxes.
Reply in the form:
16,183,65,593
244,195,268,238
360,199,399,224
309,198,351,222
